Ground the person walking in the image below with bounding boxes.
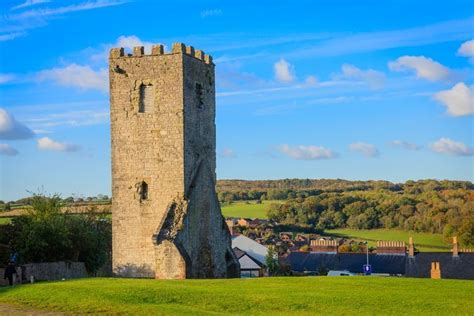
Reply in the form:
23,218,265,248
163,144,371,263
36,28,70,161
4,262,17,286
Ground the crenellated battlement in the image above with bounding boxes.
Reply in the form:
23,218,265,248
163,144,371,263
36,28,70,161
109,42,213,64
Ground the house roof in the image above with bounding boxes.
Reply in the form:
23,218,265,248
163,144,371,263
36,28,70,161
232,247,246,259
233,247,264,270
286,253,406,275
406,253,474,280
286,252,474,279
232,234,269,264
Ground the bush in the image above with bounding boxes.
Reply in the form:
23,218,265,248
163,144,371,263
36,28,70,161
6,194,111,273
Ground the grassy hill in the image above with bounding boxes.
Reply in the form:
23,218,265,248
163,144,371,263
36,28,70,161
323,228,449,252
0,277,473,315
221,200,278,219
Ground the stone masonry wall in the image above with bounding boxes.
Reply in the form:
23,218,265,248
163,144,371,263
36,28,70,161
109,43,239,278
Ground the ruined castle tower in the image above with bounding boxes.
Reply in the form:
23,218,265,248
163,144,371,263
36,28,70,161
109,43,240,279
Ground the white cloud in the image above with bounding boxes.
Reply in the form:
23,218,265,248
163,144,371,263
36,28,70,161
349,142,379,157
11,0,51,11
274,58,295,83
89,35,161,62
457,39,474,62
36,64,108,92
278,144,336,160
219,148,236,158
434,82,474,116
0,144,19,156
0,74,15,84
333,64,385,90
390,140,421,150
116,35,155,54
25,110,109,129
1,1,127,41
200,9,222,18
0,108,34,140
37,137,80,152
388,56,452,82
305,75,318,86
8,0,126,20
0,32,26,42
430,138,474,156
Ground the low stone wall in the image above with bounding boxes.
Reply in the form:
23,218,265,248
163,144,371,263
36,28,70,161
0,262,88,285
22,262,87,282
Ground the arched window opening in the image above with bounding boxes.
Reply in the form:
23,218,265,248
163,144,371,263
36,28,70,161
139,181,148,201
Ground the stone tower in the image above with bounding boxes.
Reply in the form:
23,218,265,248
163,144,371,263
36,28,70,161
109,43,239,279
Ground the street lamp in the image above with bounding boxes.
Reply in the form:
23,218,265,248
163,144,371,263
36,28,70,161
363,241,371,275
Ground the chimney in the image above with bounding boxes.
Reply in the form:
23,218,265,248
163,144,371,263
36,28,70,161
452,236,459,257
430,262,441,279
408,237,415,257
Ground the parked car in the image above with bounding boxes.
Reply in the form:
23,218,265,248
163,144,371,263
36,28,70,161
327,270,355,276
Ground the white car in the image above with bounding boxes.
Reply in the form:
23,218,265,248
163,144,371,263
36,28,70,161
327,270,355,276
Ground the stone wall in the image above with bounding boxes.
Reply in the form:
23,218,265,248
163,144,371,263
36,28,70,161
0,262,87,285
109,43,239,278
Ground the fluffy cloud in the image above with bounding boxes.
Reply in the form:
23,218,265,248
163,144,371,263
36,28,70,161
116,35,155,54
434,82,474,116
349,142,379,157
37,137,80,152
388,56,452,82
390,140,421,150
305,75,318,86
0,108,34,140
274,59,295,83
0,144,19,156
334,64,385,89
36,64,108,92
0,74,15,84
457,39,474,62
219,148,236,158
430,138,474,156
278,144,336,160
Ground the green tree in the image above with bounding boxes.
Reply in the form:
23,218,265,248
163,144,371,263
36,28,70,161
265,246,279,276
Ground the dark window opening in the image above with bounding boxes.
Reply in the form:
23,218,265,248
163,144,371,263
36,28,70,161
195,83,204,109
140,181,148,200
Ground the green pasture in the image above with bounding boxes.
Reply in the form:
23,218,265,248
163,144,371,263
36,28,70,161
324,228,449,252
0,277,472,315
221,200,280,219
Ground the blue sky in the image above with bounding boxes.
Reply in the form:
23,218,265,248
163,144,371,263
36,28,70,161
0,0,473,201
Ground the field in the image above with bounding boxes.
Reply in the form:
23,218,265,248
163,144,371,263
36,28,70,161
0,217,11,225
0,277,473,315
324,228,449,252
221,200,280,219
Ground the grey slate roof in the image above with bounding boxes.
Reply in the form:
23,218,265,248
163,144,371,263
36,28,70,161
286,252,474,279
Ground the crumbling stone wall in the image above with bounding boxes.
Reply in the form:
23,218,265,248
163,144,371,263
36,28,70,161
109,43,239,278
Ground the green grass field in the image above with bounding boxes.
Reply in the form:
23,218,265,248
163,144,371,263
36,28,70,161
221,200,280,219
0,217,11,225
0,277,473,315
324,228,449,252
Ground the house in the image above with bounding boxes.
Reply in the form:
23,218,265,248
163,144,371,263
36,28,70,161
285,252,406,276
285,237,474,279
232,234,269,264
237,218,252,227
233,247,264,278
279,232,293,242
